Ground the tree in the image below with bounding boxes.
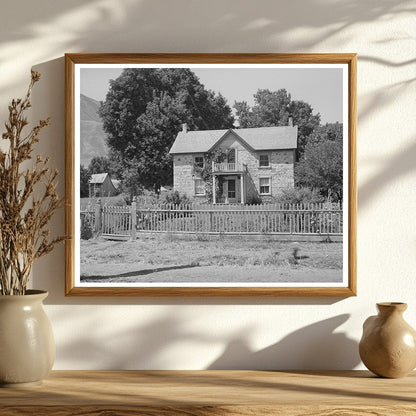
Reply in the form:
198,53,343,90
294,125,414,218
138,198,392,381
234,101,253,128
80,165,91,198
289,100,321,158
99,68,234,194
235,89,291,128
88,156,112,175
308,122,343,146
295,123,343,202
251,89,292,126
234,89,320,157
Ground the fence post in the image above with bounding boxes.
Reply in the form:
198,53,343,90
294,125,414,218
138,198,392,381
94,198,102,237
131,196,137,241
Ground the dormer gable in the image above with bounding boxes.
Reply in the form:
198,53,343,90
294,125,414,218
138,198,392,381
208,129,255,153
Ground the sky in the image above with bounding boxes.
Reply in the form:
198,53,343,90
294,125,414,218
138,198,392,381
80,66,344,124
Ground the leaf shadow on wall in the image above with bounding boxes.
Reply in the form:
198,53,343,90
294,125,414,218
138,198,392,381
52,309,219,369
207,314,360,370
52,307,359,370
0,0,414,97
358,139,416,210
356,55,416,210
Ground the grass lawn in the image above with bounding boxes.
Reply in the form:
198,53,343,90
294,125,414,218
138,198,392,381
80,234,343,283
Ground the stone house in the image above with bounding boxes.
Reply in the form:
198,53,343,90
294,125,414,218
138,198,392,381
88,173,118,197
169,122,297,204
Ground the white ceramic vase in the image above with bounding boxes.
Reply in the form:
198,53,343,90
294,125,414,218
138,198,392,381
0,290,55,387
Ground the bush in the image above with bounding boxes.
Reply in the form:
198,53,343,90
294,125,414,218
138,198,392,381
108,194,129,206
80,215,94,240
274,187,324,205
246,194,262,205
162,190,191,205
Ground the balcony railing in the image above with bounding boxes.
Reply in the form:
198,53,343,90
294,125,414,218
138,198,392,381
212,162,244,172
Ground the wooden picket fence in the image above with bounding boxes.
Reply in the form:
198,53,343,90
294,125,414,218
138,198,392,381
81,201,342,239
102,206,132,236
136,204,342,235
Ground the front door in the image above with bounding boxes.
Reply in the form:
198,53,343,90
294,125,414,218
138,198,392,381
227,179,236,203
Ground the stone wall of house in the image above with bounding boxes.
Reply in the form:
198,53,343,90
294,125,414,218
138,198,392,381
173,153,210,200
264,150,295,202
172,154,196,197
237,147,295,203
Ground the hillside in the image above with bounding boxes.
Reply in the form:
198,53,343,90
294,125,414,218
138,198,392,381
80,94,108,166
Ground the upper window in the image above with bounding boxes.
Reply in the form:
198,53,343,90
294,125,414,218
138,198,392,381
259,177,271,195
259,154,270,167
227,149,236,164
194,179,205,196
194,156,204,168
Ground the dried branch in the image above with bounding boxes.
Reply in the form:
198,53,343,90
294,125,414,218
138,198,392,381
0,71,65,295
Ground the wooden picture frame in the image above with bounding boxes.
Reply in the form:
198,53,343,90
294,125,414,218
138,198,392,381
65,53,356,296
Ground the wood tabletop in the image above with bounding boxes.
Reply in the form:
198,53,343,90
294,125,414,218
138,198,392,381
1,370,415,415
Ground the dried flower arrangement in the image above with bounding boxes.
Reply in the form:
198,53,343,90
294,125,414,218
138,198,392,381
0,71,65,295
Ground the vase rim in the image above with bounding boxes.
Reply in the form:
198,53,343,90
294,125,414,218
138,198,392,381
0,290,48,301
377,302,407,311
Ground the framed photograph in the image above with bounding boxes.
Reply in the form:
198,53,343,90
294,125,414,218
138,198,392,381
65,53,356,296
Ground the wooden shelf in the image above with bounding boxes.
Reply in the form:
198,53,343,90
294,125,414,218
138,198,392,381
1,370,415,415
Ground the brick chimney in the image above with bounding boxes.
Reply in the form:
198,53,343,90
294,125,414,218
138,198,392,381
288,116,293,127
182,123,188,133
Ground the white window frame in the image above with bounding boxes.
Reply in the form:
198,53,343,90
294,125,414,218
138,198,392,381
194,178,206,196
259,153,270,168
259,177,271,195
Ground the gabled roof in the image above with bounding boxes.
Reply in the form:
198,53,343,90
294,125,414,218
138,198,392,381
111,179,121,189
89,173,109,184
208,129,255,153
169,126,298,154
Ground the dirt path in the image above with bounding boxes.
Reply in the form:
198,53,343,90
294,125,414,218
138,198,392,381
81,263,342,284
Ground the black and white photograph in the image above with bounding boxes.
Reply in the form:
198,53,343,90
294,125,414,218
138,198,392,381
65,54,356,296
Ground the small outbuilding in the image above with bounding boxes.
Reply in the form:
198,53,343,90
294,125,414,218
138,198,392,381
89,173,117,197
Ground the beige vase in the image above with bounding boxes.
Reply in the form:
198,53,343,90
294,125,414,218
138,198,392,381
359,302,416,378
0,290,55,387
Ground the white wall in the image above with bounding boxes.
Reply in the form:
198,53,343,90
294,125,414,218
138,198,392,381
1,0,415,370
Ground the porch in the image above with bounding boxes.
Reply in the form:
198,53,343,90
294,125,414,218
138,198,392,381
212,171,247,204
